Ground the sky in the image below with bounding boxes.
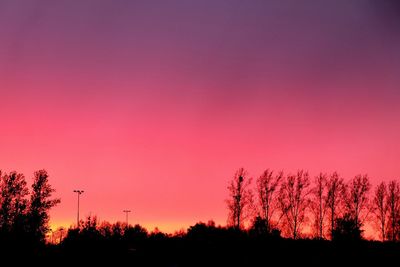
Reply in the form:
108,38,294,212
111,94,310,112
0,0,400,233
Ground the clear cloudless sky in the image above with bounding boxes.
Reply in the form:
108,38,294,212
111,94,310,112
0,0,400,233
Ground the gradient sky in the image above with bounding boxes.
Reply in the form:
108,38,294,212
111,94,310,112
1,0,400,234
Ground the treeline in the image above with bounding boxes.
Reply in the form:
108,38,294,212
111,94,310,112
1,167,398,265
0,169,60,247
226,168,400,241
51,217,400,266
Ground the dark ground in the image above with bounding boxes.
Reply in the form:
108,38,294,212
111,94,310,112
6,237,400,267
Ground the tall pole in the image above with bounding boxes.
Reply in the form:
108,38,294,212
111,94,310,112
73,190,84,228
123,210,131,226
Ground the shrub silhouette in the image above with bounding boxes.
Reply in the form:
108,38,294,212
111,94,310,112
249,216,281,239
332,214,362,242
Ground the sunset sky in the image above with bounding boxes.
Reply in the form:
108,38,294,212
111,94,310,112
1,0,400,233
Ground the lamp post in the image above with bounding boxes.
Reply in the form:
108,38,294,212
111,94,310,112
123,210,131,226
73,190,84,228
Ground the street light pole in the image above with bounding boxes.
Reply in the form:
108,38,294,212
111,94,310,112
73,190,84,228
123,210,131,226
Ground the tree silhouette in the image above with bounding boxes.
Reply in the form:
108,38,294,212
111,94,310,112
332,213,362,242
310,172,328,239
256,169,282,234
98,221,113,239
226,168,253,229
124,224,148,242
372,182,388,241
0,171,29,234
343,174,371,232
3,164,400,266
387,180,400,241
55,226,65,244
27,170,60,243
326,172,345,239
111,221,124,241
249,215,282,238
186,221,221,242
278,170,311,239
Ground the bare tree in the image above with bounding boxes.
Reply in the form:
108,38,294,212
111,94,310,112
372,182,388,241
311,172,328,239
278,170,311,239
326,172,345,239
343,174,371,228
387,180,400,241
226,168,253,229
256,169,283,233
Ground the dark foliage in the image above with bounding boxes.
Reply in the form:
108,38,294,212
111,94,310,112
0,169,60,254
249,215,281,239
17,218,400,266
1,167,400,266
332,214,363,242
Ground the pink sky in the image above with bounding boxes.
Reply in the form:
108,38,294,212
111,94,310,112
1,1,400,233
